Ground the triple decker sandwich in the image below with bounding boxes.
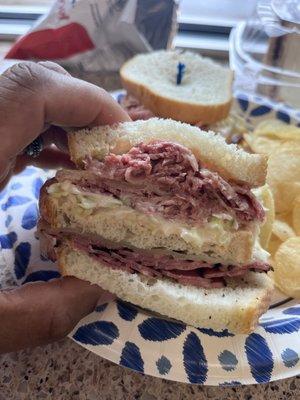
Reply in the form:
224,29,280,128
38,118,273,333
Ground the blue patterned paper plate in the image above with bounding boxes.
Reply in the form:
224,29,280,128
0,92,299,386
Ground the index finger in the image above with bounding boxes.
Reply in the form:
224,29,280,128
0,62,130,160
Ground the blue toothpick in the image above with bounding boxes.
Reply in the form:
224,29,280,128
176,62,186,85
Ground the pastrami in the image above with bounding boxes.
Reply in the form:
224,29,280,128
57,140,264,226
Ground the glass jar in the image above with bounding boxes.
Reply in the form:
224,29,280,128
229,0,300,108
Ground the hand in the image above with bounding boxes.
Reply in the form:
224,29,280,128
0,61,129,353
0,61,130,187
0,277,112,353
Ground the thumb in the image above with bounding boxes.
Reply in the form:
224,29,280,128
0,277,112,354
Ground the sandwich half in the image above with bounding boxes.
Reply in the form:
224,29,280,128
38,118,273,333
120,50,234,124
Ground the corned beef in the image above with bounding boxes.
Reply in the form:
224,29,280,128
57,140,264,226
38,227,270,290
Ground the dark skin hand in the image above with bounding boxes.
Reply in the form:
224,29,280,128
0,61,130,354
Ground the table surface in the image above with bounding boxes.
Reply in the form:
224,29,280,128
0,58,299,400
0,339,299,400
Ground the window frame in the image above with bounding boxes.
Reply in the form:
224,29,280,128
0,4,233,59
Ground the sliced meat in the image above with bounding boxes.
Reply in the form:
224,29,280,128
119,94,206,127
75,241,270,289
38,224,270,290
162,269,225,289
119,94,155,120
107,248,210,271
57,140,265,227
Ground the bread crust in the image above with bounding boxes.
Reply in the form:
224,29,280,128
120,50,234,125
58,241,273,334
121,74,232,125
39,179,58,223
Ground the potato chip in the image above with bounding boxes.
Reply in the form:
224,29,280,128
245,135,300,156
278,141,300,151
277,211,293,227
254,119,300,141
273,237,300,299
267,147,300,213
292,196,300,235
272,219,295,242
267,234,282,259
253,185,275,249
247,119,300,298
244,134,281,156
274,181,300,214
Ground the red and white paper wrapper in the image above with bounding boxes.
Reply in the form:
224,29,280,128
6,0,177,79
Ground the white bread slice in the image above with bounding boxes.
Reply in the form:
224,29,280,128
40,186,258,265
120,50,234,125
68,118,267,187
58,241,274,334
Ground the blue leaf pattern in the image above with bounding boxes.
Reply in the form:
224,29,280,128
245,333,274,383
138,318,186,341
0,232,17,249
237,96,249,112
14,242,31,279
283,307,300,316
183,332,208,384
73,321,119,345
0,187,7,202
117,93,125,104
19,167,36,176
281,348,299,368
22,270,61,284
218,350,238,371
156,356,172,375
11,182,22,190
250,105,272,116
117,300,138,321
32,177,44,199
261,317,300,334
276,110,291,124
5,215,12,228
1,196,31,211
21,203,38,230
120,342,144,373
95,303,108,313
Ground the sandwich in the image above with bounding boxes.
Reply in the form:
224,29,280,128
119,50,234,125
38,118,273,333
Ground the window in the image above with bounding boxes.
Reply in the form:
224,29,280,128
180,0,257,26
1,1,53,5
0,0,258,59
1,0,257,22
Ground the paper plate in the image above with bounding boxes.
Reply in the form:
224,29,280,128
0,92,299,386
